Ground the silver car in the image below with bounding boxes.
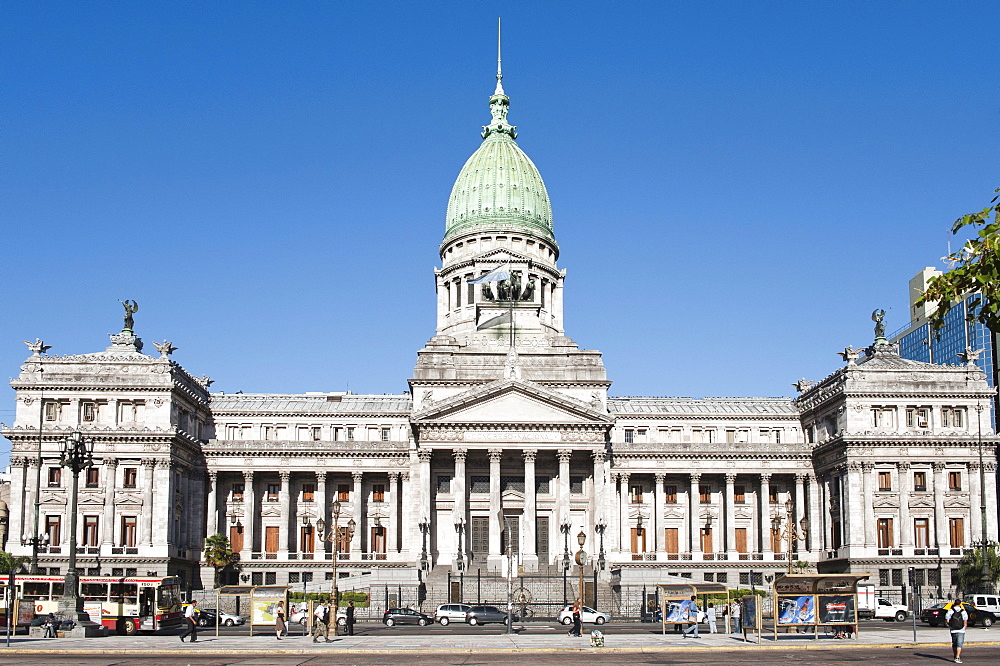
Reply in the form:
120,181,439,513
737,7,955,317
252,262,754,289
434,603,471,626
557,605,610,625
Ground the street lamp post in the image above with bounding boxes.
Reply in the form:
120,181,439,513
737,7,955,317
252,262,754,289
596,518,606,572
771,499,809,574
575,530,587,607
454,516,465,572
56,431,102,633
560,518,571,604
316,499,355,636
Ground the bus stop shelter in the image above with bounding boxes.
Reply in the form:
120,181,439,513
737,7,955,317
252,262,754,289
215,585,290,637
657,583,730,635
771,573,870,640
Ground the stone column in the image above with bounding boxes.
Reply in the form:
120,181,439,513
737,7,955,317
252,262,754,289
932,462,947,550
316,472,328,557
618,473,630,554
689,473,702,558
142,459,156,547
401,471,414,557
807,474,821,555
861,462,875,548
102,459,118,546
453,449,468,559
967,462,982,544
154,460,171,547
984,462,999,543
243,470,256,557
557,449,572,529
725,473,737,557
278,471,291,556
844,463,864,548
592,450,606,538
654,473,666,554
609,473,620,553
352,471,363,555
206,470,218,538
6,458,26,552
523,449,538,569
759,473,772,555
488,448,503,567
794,473,805,556
897,462,913,549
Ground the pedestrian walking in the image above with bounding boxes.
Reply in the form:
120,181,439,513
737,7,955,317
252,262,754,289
346,600,355,636
312,601,331,643
275,601,286,640
731,601,742,633
707,603,717,633
568,599,583,637
179,600,199,643
683,596,700,638
945,598,968,663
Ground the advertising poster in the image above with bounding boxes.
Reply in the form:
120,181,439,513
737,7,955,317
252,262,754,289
82,602,103,624
252,598,286,625
777,595,815,624
818,595,855,624
18,601,35,626
741,596,757,630
663,599,697,623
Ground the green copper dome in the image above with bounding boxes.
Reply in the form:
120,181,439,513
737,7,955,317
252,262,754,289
444,75,554,244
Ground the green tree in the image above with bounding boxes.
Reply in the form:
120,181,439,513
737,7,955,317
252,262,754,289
202,534,237,589
917,187,1000,333
0,551,30,574
955,545,1000,595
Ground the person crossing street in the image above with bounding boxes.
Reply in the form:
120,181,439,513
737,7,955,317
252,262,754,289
313,600,332,643
179,600,199,643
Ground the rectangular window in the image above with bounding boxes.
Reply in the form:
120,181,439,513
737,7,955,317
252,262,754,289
914,518,930,548
942,408,964,428
877,518,893,548
85,468,99,488
734,485,746,504
906,407,930,429
332,428,341,442
45,516,61,546
120,516,137,547
81,401,96,422
949,471,962,491
381,427,391,441
699,485,711,504
630,485,643,503
117,400,145,423
769,486,779,504
82,516,100,546
467,281,474,305
266,483,279,501
372,483,386,502
570,476,584,494
346,427,355,441
288,572,300,584
949,518,965,547
44,401,60,421
726,429,736,444
300,526,315,554
913,471,927,492
872,407,894,428
535,476,550,494
664,485,677,504
302,483,315,502
470,476,490,494
47,467,61,487
123,467,137,488
311,427,321,441
264,571,276,585
636,428,647,442
878,471,891,492
501,476,525,493
436,475,452,494
232,483,245,501
338,484,350,501
624,429,634,444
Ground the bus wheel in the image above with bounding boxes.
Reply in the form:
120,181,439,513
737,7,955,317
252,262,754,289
121,619,138,636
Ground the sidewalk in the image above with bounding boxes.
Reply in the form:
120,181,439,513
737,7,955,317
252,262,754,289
2,624,998,654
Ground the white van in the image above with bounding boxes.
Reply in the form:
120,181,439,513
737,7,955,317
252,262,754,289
965,594,1000,615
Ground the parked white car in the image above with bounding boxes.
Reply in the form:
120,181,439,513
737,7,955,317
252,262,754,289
291,605,349,627
434,603,472,625
557,605,610,625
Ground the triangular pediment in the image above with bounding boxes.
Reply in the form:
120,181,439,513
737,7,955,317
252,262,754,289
473,247,533,264
412,379,612,425
909,497,936,509
114,493,144,507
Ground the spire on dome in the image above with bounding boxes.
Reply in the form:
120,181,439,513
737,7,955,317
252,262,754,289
483,18,516,140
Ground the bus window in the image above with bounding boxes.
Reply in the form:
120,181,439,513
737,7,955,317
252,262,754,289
22,582,51,600
157,584,181,612
112,583,138,604
139,587,154,617
81,583,109,601
51,583,64,596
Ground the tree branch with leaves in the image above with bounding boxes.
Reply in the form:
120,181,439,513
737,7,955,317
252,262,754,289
917,187,1000,334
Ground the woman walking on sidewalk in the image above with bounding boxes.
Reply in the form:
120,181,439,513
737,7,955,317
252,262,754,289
275,601,286,640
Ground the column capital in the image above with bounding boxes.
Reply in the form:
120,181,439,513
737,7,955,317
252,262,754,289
8,456,27,467
352,471,364,483
795,473,807,482
27,458,40,468
618,471,630,483
488,448,503,463
896,461,911,471
932,462,946,472
860,462,875,472
208,470,218,482
522,449,538,463
156,459,172,470
316,471,327,484
243,469,255,481
417,448,433,463
847,461,863,472
141,458,157,468
104,458,119,469
690,472,701,483
388,471,400,483
725,473,737,483
805,473,817,483
966,461,981,471
279,470,291,482
591,449,607,464
401,472,410,482
983,461,998,473
760,473,771,482
556,449,573,464
655,472,667,482
610,472,620,483
453,447,468,463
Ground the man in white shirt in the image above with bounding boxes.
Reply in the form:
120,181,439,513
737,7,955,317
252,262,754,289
180,599,199,643
313,601,331,643
944,598,968,664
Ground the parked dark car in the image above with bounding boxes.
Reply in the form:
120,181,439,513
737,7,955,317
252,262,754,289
920,601,995,627
382,607,432,627
465,605,517,626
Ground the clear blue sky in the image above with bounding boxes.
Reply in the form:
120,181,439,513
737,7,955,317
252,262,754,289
2,1,998,460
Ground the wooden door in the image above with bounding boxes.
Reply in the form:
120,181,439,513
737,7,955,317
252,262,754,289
500,516,520,556
664,528,679,554
471,517,489,562
300,526,314,555
735,527,747,554
229,525,244,552
701,529,713,553
536,516,550,563
630,527,646,553
450,581,462,603
264,526,279,558
371,526,386,557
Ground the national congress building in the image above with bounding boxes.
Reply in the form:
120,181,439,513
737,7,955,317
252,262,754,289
3,57,997,607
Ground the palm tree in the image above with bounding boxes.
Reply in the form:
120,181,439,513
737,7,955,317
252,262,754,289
955,545,1000,595
203,534,237,589
0,551,30,574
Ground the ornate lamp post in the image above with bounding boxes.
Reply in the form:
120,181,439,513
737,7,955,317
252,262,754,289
595,518,607,572
575,530,587,606
454,516,466,572
56,431,101,632
418,515,430,575
316,499,355,635
560,518,571,603
771,499,809,574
